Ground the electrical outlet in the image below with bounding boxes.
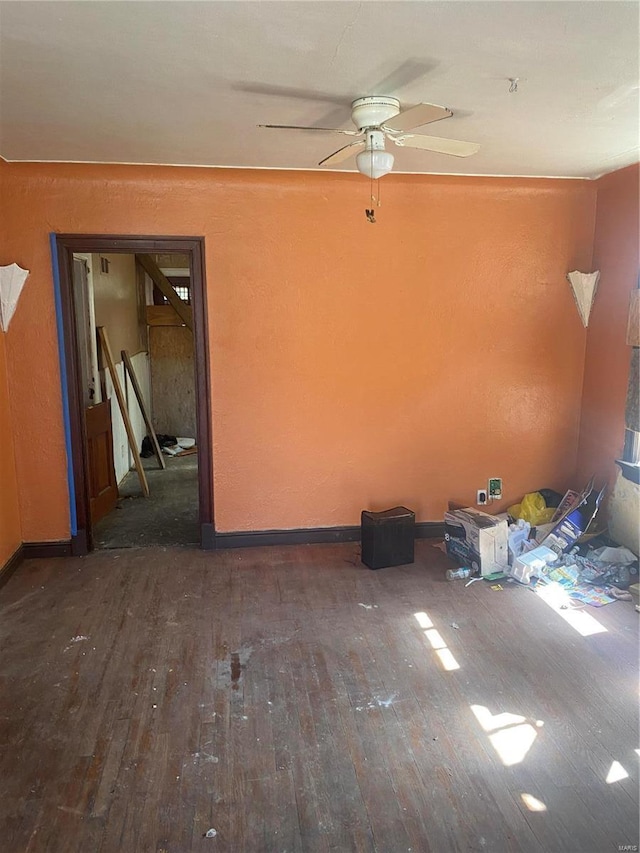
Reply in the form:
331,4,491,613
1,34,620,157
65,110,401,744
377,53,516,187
488,478,503,500
477,489,488,506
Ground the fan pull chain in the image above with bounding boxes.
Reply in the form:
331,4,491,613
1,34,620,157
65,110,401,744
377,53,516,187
365,168,376,223
365,172,382,223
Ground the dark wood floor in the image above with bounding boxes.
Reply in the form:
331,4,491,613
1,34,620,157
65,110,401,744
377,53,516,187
0,541,637,852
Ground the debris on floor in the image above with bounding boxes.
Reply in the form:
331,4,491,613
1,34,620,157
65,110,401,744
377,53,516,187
515,545,639,607
163,437,197,457
538,479,606,555
508,518,531,563
511,546,557,585
204,828,217,838
507,492,555,526
503,478,606,556
588,545,637,565
141,433,177,457
483,571,508,582
140,434,197,458
445,567,471,581
441,479,638,609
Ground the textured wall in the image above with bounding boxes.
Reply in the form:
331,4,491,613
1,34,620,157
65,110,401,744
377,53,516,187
0,330,21,565
2,163,597,538
575,163,640,488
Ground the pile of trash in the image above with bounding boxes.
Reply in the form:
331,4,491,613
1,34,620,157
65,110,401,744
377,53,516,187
505,479,638,606
520,544,638,607
442,477,639,608
140,434,196,458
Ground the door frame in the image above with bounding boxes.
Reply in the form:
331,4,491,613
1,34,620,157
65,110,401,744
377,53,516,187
53,234,214,554
71,254,101,406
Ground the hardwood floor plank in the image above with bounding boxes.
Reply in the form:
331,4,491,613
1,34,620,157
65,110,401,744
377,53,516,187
0,542,637,852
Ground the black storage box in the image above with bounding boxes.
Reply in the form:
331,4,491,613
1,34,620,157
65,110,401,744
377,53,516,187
361,506,415,569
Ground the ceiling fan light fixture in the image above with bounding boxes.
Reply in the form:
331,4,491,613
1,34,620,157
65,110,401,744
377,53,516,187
261,95,478,173
356,149,394,179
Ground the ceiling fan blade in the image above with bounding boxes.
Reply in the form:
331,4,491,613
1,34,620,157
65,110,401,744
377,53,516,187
259,124,360,135
319,141,365,166
392,134,480,157
383,102,452,132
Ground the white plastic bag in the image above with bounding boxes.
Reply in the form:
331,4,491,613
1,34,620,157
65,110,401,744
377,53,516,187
507,519,531,565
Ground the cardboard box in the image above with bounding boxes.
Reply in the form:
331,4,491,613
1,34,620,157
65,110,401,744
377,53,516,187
444,507,509,576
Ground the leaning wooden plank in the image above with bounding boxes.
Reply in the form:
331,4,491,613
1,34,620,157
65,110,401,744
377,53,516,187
136,254,193,330
121,349,166,470
97,327,150,497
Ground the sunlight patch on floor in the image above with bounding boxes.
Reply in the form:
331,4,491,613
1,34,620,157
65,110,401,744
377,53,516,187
521,793,547,812
490,723,538,766
606,760,629,783
414,611,433,629
471,705,526,732
436,648,461,671
414,611,460,670
424,628,447,650
534,582,608,636
470,704,539,766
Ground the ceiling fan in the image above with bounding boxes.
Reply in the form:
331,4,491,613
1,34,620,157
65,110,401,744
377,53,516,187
259,96,480,178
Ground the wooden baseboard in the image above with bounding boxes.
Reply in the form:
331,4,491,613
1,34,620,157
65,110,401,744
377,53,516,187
201,523,216,551
215,525,360,550
0,545,24,590
416,522,445,539
22,541,73,559
214,521,445,550
1,542,72,591
2,524,445,563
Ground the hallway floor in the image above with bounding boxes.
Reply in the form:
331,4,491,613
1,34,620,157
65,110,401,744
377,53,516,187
93,455,199,549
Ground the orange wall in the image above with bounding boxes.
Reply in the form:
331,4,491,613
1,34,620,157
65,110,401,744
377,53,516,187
575,163,640,488
0,330,21,565
1,162,597,538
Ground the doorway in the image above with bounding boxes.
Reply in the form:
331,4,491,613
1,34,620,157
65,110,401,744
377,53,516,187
53,235,214,554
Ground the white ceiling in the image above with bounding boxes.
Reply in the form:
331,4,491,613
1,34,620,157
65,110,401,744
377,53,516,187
0,1,638,178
